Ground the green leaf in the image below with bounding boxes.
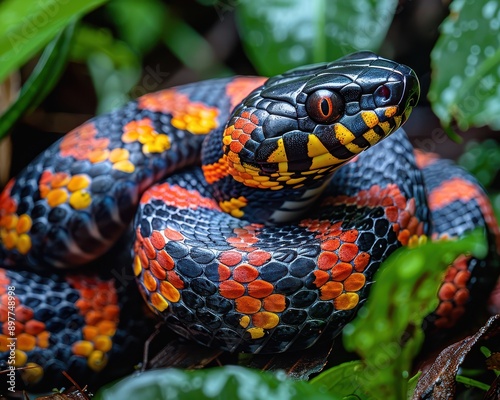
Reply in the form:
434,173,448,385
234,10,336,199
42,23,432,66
0,20,76,141
235,0,399,76
0,0,108,83
429,0,500,130
107,0,165,56
94,366,332,400
310,361,372,399
340,231,487,399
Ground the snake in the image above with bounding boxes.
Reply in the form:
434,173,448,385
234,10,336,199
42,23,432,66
0,51,499,391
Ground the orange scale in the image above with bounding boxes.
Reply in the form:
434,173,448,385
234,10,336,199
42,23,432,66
92,292,110,308
398,229,410,246
249,114,260,124
394,194,407,209
219,280,245,299
343,273,366,291
97,320,117,336
252,311,279,329
138,248,150,269
39,171,53,185
321,238,340,251
247,250,271,266
150,260,167,280
217,264,232,281
262,294,286,312
157,250,175,270
398,210,412,228
318,252,338,270
248,280,274,298
233,265,259,283
74,299,92,314
339,229,358,243
85,311,103,326
239,133,251,145
150,231,166,250
334,292,359,310
331,262,353,281
18,333,36,351
385,206,399,223
37,331,50,348
80,288,96,300
2,321,23,336
160,281,181,303
443,267,458,281
435,301,453,317
0,309,6,322
164,228,184,241
142,238,157,260
50,172,70,188
15,306,34,323
438,282,456,301
231,129,242,140
381,196,395,207
1,294,18,307
102,305,120,321
235,296,261,314
166,271,185,289
406,198,416,215
454,270,471,287
338,243,359,262
143,270,158,292
88,148,110,164
242,123,256,135
312,270,330,288
230,141,244,153
454,288,469,305
407,216,420,232
234,118,246,129
219,251,243,266
353,252,370,271
319,281,343,301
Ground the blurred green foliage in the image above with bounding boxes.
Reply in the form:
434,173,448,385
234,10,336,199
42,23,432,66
429,0,500,131
459,139,500,219
235,0,398,76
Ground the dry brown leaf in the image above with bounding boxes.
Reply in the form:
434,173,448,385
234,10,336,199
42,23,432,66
413,314,500,399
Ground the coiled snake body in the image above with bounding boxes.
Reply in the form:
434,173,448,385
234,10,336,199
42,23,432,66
0,52,498,390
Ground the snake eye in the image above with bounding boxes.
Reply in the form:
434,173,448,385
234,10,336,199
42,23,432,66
306,89,344,124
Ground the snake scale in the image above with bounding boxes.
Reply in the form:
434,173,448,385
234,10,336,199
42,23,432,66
0,52,498,391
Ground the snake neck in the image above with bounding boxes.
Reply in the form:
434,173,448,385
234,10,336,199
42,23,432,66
201,127,334,224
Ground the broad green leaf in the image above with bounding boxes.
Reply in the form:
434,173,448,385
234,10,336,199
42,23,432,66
95,366,332,400
341,231,487,399
0,0,108,83
0,21,76,141
107,0,165,56
310,361,373,399
429,0,500,130
235,0,398,76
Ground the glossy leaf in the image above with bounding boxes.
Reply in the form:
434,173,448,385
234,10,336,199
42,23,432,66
0,21,76,141
310,361,370,399
340,231,487,399
0,0,108,83
429,0,500,130
94,366,332,400
235,0,398,76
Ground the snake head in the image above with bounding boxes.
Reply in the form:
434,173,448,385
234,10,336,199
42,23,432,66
222,51,420,190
